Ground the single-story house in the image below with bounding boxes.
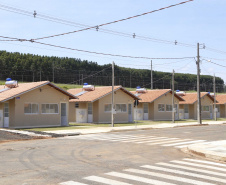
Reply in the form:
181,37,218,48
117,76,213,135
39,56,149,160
0,80,77,128
68,85,140,123
215,94,226,118
130,88,184,121
178,92,215,119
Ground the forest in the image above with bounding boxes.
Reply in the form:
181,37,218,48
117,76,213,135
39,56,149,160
0,50,224,92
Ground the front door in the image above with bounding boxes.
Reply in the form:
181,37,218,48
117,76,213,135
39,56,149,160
128,104,133,122
210,106,213,119
174,104,179,120
143,103,148,120
87,103,93,123
184,104,189,119
61,103,68,126
3,103,9,128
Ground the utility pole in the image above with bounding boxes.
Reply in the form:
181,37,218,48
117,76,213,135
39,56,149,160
213,74,217,121
172,69,175,123
111,61,115,127
197,43,202,124
151,60,153,89
40,68,41,81
52,61,54,83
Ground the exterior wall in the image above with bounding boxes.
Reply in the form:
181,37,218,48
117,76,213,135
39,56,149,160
219,105,225,118
9,84,69,128
153,93,180,120
149,102,154,120
98,89,134,123
93,101,99,123
69,102,75,122
189,104,195,119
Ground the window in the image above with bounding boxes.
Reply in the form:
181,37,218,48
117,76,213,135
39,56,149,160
166,104,172,112
42,104,58,114
75,103,79,108
116,104,127,113
105,104,111,112
202,106,209,112
158,104,165,112
24,103,39,114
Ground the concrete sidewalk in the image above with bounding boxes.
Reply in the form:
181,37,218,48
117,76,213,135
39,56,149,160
187,140,226,162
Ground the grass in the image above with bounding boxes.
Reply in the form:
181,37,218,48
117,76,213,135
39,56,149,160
21,118,226,132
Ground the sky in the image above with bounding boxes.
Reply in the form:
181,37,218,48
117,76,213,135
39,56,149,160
0,0,226,83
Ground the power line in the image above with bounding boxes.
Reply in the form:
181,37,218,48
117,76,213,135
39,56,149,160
32,0,194,41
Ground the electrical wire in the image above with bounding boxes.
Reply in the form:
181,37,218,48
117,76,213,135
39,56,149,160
32,0,194,41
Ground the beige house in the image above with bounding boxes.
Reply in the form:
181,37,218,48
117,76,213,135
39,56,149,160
179,92,215,119
68,85,140,123
130,89,184,121
0,80,77,128
215,94,226,118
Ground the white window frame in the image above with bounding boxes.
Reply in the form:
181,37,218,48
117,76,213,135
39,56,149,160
104,104,112,113
24,103,39,114
41,103,59,114
158,104,165,112
116,104,127,113
166,104,172,112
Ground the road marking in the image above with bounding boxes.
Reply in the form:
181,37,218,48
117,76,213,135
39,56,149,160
157,162,226,178
106,171,176,185
84,175,132,185
162,140,206,146
59,181,88,185
141,165,226,184
171,160,226,172
135,137,179,144
123,137,167,143
184,158,226,167
148,138,192,145
125,168,215,185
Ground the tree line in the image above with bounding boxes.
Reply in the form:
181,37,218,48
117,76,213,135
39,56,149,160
0,50,224,92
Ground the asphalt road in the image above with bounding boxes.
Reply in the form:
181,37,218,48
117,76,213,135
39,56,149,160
0,124,226,185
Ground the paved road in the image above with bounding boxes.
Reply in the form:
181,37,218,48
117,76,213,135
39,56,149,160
0,124,225,185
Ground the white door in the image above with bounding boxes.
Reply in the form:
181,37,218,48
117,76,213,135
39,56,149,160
76,109,87,123
0,110,3,128
210,106,213,119
174,104,179,120
87,103,93,123
128,104,133,122
61,103,68,126
143,103,148,120
134,108,143,120
179,109,184,119
3,103,9,128
184,104,189,119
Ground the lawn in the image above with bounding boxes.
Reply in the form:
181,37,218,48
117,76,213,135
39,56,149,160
21,118,226,132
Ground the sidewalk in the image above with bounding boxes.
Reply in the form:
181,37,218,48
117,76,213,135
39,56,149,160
187,140,226,162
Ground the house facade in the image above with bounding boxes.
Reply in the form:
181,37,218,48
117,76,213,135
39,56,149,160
0,80,77,128
178,92,215,120
130,89,184,121
68,85,140,123
215,94,226,118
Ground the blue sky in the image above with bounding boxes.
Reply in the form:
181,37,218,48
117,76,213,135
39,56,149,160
0,0,226,83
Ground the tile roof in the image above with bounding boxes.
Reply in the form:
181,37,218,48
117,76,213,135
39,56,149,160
179,92,215,104
216,94,226,104
0,81,77,102
130,89,184,103
68,86,140,102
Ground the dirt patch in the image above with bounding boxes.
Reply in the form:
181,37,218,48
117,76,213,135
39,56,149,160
0,130,47,143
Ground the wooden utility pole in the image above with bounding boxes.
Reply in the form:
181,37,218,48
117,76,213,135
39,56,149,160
213,74,217,121
197,43,202,124
40,68,41,81
151,60,153,89
52,61,54,83
111,61,115,127
172,69,175,123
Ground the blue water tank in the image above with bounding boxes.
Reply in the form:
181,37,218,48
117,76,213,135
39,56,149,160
6,78,12,81
136,86,141,89
176,90,180,92
84,83,88,85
